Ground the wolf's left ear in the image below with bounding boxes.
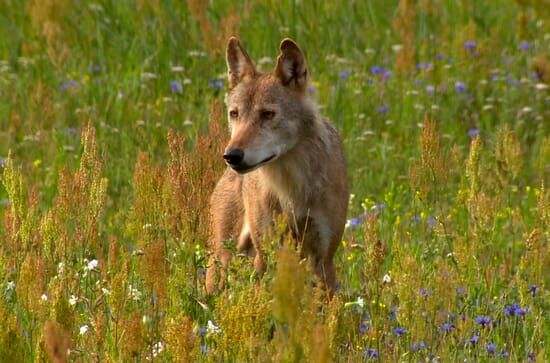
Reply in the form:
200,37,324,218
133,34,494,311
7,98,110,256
274,38,307,92
226,37,256,89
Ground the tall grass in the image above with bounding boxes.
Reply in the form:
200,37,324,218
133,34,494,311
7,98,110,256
0,0,549,361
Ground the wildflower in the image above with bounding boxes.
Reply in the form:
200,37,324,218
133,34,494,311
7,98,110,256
339,69,351,79
207,320,221,334
152,342,164,357
535,83,548,90
69,295,78,306
392,327,407,336
519,41,531,51
371,66,382,74
426,85,435,93
200,343,209,354
500,351,509,358
417,62,432,70
79,325,89,335
6,281,15,291
359,322,367,334
87,259,98,271
464,41,477,51
41,294,48,302
411,341,426,351
364,348,378,359
170,80,183,94
528,352,535,361
208,79,224,91
346,217,363,229
455,82,467,93
487,343,496,354
529,284,537,296
469,332,479,344
199,326,207,336
516,307,530,317
436,53,445,61
60,80,79,91
419,288,432,298
101,288,111,296
440,323,455,332
468,128,480,138
171,65,184,73
378,104,388,113
57,262,65,275
475,316,491,327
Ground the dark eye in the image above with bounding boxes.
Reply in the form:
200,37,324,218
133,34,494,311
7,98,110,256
260,110,275,120
229,109,238,118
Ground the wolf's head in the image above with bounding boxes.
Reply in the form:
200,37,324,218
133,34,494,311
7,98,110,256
222,37,316,174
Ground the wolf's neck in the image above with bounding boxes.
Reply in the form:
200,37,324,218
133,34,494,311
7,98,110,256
259,121,329,216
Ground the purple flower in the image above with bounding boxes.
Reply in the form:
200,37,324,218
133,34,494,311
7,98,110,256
199,326,207,336
516,307,530,317
308,85,316,95
381,68,392,80
529,284,537,296
170,80,183,94
378,104,388,113
426,85,435,93
359,322,367,334
200,343,209,354
198,268,207,277
371,66,382,74
417,62,432,70
487,343,496,355
208,79,224,91
457,287,464,296
504,303,520,316
435,53,445,61
528,352,535,361
455,82,467,93
419,288,432,298
411,341,426,351
364,349,378,359
475,316,491,327
347,217,363,229
60,80,79,91
519,41,532,51
464,41,477,51
468,128,480,138
393,327,407,336
339,69,351,79
500,351,509,358
469,332,479,344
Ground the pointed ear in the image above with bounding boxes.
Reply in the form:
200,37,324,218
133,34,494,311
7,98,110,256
274,38,308,92
226,37,256,89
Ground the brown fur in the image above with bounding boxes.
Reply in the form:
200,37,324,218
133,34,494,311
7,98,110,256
205,37,349,295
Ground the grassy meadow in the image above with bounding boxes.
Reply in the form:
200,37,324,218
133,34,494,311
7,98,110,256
1,0,550,361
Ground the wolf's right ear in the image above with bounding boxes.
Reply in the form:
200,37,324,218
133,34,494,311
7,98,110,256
226,37,256,89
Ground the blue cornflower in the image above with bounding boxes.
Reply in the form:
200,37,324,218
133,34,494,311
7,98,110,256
359,322,367,334
426,85,435,93
60,80,79,91
519,41,532,51
170,80,183,94
199,326,207,336
516,307,530,317
500,351,509,358
468,128,480,138
529,284,537,296
339,69,351,79
457,287,464,296
381,68,392,80
417,62,432,70
393,327,407,336
464,41,477,51
371,66,382,74
347,217,363,229
487,343,496,355
200,343,209,354
419,288,432,298
455,82,467,93
378,104,388,113
435,53,445,61
475,316,491,327
411,341,426,352
208,79,224,91
528,352,535,361
469,332,479,344
504,303,520,316
364,348,378,359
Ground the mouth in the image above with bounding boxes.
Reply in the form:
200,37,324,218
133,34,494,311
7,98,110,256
229,154,277,174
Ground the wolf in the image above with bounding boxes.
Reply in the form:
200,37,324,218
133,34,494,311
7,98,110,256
205,37,349,295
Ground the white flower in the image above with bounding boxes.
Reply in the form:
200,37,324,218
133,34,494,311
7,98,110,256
69,295,78,306
383,274,392,283
357,297,365,308
87,259,98,271
152,341,164,357
57,262,65,275
535,83,548,90
101,288,111,296
171,66,185,73
6,281,15,291
128,285,142,301
79,325,89,335
41,294,48,302
207,320,222,334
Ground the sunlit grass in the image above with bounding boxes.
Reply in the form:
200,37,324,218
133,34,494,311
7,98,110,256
0,0,549,361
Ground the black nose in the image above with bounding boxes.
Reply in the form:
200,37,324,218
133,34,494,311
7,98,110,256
223,148,244,166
